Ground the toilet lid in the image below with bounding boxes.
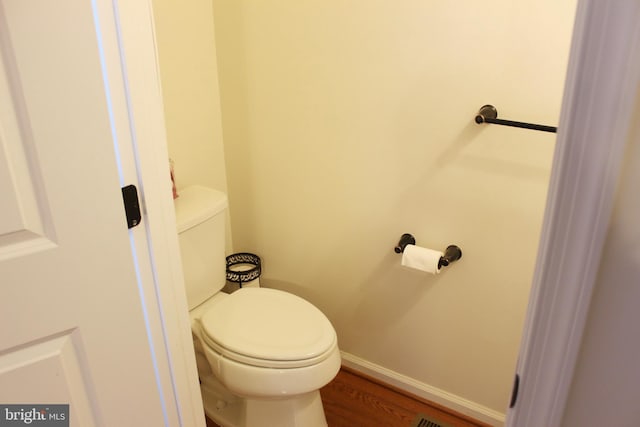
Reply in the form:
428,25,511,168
200,288,336,367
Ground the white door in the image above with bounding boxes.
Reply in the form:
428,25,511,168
0,2,170,425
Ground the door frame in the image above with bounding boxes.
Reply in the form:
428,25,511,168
101,2,205,426
507,1,640,426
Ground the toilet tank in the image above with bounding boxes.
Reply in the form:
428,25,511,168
174,185,228,310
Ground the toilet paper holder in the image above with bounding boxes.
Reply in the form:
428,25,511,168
394,233,462,269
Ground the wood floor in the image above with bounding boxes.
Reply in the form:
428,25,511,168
205,366,490,427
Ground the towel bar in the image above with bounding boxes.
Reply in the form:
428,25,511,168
475,104,557,133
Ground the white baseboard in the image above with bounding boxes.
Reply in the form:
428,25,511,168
340,351,505,427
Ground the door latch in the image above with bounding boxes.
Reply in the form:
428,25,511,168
510,373,520,408
121,185,141,229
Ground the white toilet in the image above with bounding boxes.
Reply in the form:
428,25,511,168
175,185,341,427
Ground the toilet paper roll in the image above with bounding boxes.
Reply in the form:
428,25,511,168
401,245,443,274
228,262,261,288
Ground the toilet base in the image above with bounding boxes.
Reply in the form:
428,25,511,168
201,374,328,427
201,374,243,427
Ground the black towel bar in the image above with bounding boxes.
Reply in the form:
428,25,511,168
475,104,557,133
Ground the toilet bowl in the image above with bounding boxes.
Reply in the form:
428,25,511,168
175,186,340,427
191,288,340,426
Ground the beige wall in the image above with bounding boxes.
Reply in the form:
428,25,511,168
152,0,234,250
152,0,227,194
211,1,576,415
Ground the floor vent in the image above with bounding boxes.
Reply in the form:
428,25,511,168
410,413,453,427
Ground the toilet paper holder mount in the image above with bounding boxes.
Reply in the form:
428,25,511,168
394,233,462,268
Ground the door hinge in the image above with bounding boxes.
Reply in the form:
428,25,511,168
509,373,520,408
121,185,141,229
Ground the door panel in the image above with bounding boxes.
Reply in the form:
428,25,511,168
0,11,54,260
0,331,97,426
0,1,167,425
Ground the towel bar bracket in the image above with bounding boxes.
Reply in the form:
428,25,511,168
475,104,498,123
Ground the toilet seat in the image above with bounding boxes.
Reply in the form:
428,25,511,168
200,288,337,369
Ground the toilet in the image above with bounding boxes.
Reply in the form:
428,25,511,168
175,185,341,427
